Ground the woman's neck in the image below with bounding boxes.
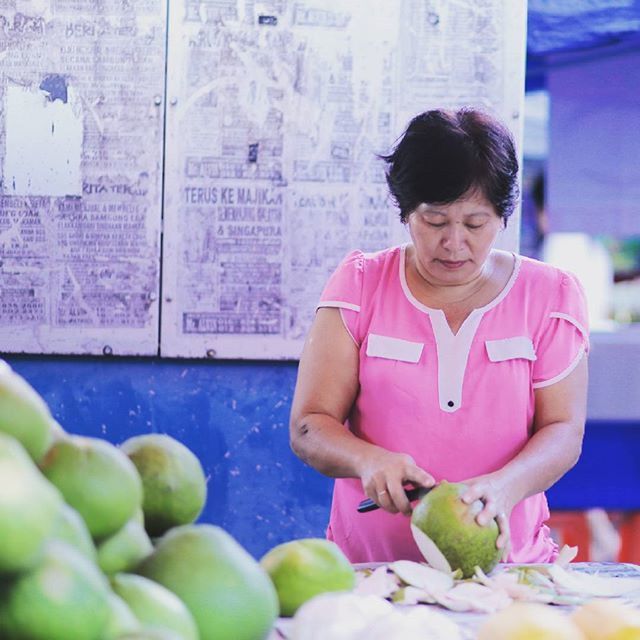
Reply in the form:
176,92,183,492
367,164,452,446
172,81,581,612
407,248,497,309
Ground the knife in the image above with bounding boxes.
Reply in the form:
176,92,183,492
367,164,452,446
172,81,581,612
357,485,434,513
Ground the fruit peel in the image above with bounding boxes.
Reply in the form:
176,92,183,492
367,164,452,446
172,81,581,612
411,481,501,579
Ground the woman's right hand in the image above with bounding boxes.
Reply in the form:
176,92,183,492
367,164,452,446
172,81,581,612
358,449,435,515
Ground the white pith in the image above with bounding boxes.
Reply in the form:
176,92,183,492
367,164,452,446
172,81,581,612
410,524,452,574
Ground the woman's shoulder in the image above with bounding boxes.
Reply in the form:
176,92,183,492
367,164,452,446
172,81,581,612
321,245,402,304
338,245,402,274
512,254,587,318
515,253,573,288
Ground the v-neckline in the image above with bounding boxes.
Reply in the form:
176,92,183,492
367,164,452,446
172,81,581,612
399,244,521,336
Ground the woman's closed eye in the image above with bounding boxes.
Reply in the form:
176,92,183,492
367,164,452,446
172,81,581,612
427,222,485,230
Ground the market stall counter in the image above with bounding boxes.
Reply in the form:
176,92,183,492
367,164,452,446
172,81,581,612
269,561,640,639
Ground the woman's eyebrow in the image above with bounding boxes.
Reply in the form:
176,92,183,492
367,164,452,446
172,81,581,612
422,210,491,217
465,211,492,218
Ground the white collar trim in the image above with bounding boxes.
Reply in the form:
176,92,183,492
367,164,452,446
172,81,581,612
398,244,521,317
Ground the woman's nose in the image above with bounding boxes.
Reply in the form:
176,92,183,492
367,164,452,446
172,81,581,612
441,224,466,250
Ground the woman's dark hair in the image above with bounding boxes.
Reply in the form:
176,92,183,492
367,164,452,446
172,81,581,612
380,108,519,224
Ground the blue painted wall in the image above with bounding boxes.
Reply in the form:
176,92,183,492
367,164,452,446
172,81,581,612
4,355,640,559
4,355,333,559
546,420,640,512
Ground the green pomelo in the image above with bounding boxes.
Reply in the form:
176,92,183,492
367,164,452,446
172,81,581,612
137,524,278,640
111,573,198,640
40,435,143,539
49,419,68,442
98,510,153,575
410,481,501,578
118,630,183,640
0,362,53,461
260,538,356,616
0,540,111,640
0,433,63,573
120,434,207,537
51,502,97,562
102,592,142,639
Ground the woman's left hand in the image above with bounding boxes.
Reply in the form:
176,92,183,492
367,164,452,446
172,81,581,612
459,473,517,561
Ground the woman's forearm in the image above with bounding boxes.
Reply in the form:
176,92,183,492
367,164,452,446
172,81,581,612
290,412,381,478
499,420,583,506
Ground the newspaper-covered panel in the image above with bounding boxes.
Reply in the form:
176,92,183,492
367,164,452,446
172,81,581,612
0,0,166,355
161,0,526,359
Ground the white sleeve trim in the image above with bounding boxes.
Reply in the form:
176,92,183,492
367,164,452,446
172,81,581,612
549,312,588,339
339,308,358,347
532,344,586,389
316,300,361,312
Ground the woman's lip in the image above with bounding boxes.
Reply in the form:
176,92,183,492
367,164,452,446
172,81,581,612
439,260,467,269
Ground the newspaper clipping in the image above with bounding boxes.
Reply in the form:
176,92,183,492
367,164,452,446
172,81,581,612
161,0,526,358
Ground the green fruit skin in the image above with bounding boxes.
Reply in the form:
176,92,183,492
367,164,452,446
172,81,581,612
98,513,153,576
51,503,98,562
111,573,199,640
40,436,143,540
260,538,356,616
0,540,111,640
137,524,278,640
118,630,183,640
0,433,63,573
411,481,501,578
121,434,207,537
0,365,53,461
102,593,142,640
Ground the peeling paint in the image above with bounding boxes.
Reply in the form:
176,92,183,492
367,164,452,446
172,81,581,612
39,74,68,103
4,83,82,196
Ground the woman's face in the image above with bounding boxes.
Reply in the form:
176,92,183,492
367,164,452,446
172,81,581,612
406,190,503,287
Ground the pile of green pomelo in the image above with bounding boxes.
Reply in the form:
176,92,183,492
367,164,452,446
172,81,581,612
0,361,360,640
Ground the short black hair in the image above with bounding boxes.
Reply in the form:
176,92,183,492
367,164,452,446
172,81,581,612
380,108,519,223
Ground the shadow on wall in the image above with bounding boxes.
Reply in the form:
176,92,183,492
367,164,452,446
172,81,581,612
5,355,333,558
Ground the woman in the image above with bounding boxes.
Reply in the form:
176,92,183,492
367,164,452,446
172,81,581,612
289,108,589,564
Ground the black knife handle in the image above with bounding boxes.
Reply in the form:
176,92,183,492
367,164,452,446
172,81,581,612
357,486,430,513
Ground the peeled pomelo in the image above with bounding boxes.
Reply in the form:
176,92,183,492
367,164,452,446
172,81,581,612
356,606,462,640
260,538,356,616
478,602,585,640
111,573,198,640
50,502,97,562
136,524,278,640
571,599,640,639
40,435,143,539
410,481,501,578
120,433,207,536
0,432,63,573
0,540,111,640
290,592,393,640
0,361,53,461
98,510,153,575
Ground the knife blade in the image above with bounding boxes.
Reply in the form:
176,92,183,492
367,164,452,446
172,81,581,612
357,485,434,513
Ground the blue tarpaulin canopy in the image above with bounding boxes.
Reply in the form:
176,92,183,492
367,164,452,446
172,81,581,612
527,0,640,90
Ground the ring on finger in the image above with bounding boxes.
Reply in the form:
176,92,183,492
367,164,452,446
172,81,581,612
377,490,388,496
